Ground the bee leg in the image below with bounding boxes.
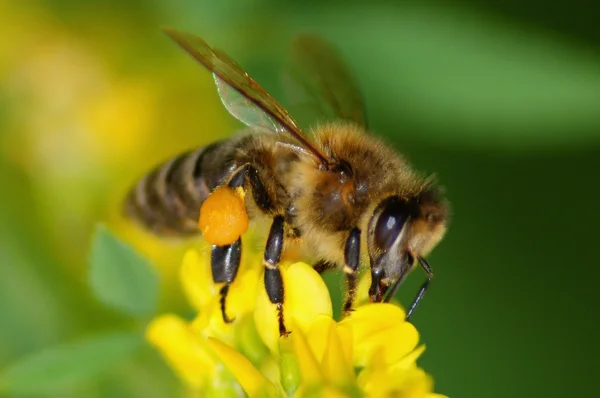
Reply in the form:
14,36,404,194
228,163,287,333
228,163,274,210
211,237,242,324
263,215,290,337
405,256,434,321
219,284,234,323
342,228,361,317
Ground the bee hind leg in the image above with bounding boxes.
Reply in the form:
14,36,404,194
206,162,254,324
342,228,361,317
211,238,242,324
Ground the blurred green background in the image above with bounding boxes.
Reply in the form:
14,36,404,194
1,0,599,397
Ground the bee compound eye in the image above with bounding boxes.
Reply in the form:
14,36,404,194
374,197,412,250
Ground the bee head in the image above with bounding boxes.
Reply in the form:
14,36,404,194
366,187,449,299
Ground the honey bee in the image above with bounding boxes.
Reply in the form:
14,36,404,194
125,27,450,336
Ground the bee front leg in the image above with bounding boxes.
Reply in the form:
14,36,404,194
263,215,290,337
211,238,242,323
342,228,361,317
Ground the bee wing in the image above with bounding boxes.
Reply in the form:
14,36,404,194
162,27,330,168
213,74,285,134
283,35,367,128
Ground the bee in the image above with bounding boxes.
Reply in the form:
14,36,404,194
125,27,450,336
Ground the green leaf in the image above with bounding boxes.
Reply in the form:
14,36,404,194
0,331,143,395
89,224,159,317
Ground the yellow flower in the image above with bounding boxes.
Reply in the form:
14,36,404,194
147,236,446,397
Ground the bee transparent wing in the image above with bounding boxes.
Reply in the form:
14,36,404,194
162,27,330,168
213,74,286,133
283,35,367,128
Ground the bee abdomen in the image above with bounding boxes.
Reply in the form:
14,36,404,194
125,141,229,236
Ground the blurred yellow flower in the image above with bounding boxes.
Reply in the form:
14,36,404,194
0,1,232,285
147,237,446,397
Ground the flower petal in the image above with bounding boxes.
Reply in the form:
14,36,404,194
393,367,435,397
360,354,438,398
234,315,271,369
355,271,372,308
284,262,333,332
191,295,236,344
357,322,419,367
180,248,214,311
341,303,418,366
291,325,324,387
207,337,277,397
321,322,354,387
254,280,280,354
388,344,426,374
146,314,217,389
356,345,387,391
227,266,261,319
255,262,332,354
335,324,353,370
340,303,406,337
294,384,349,398
305,315,336,363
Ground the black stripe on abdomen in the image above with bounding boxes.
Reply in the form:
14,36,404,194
125,141,231,236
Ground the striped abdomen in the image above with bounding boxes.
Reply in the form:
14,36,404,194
124,140,238,236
